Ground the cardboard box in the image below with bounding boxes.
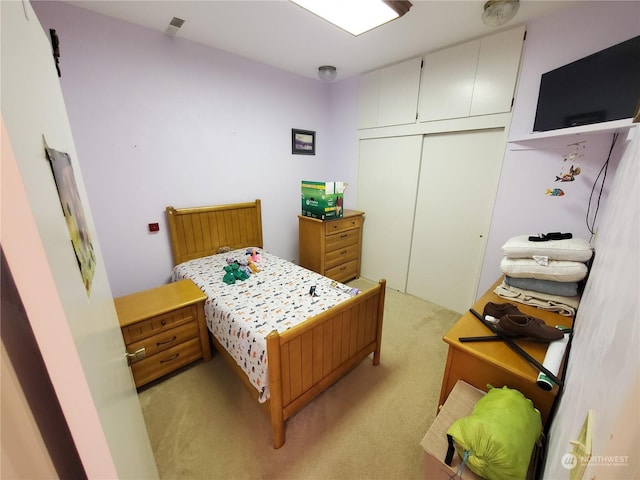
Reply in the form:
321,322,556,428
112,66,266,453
301,181,345,220
420,380,485,480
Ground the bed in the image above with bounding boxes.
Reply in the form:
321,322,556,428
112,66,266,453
165,199,386,448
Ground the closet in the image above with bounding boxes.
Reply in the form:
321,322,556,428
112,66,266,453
357,26,524,313
358,136,423,291
358,129,505,314
405,128,505,313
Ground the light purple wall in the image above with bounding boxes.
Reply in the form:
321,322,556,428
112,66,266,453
326,76,360,204
33,1,353,297
478,1,640,295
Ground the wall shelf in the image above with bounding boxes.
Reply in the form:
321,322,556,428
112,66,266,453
509,118,636,144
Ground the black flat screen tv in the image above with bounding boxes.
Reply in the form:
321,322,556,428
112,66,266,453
533,35,640,132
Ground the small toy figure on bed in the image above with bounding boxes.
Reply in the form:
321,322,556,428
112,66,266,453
247,247,261,263
218,246,262,284
222,261,250,285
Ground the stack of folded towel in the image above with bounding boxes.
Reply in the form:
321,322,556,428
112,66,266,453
496,234,593,316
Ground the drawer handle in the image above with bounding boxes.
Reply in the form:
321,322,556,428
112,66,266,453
157,336,177,346
161,319,167,326
340,234,347,238
160,353,180,364
340,266,346,271
340,250,348,255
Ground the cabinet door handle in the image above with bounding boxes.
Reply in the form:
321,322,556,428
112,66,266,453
157,336,177,346
160,353,180,364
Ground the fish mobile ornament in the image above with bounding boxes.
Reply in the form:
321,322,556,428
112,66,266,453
545,141,585,197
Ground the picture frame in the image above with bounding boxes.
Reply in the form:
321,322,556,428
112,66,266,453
292,129,315,155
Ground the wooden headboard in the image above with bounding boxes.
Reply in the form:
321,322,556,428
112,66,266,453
165,199,263,265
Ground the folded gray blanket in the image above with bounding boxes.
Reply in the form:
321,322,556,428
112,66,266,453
494,281,580,317
505,275,579,297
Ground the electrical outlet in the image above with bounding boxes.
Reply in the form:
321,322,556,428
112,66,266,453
148,223,159,232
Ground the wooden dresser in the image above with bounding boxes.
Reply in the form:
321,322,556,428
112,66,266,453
298,210,364,283
114,279,211,388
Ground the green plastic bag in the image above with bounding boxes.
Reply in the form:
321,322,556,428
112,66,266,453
446,385,542,480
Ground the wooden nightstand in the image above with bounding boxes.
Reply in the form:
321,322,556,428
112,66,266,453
438,278,574,427
114,279,211,388
298,210,364,283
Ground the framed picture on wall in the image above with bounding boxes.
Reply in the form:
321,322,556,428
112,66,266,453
292,129,315,155
44,142,96,296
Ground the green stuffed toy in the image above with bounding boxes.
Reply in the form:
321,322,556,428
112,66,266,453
222,263,249,285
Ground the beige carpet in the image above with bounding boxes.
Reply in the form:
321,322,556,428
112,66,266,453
137,278,460,480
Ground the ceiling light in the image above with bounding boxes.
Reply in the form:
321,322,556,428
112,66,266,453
291,0,412,36
318,65,337,82
482,0,520,27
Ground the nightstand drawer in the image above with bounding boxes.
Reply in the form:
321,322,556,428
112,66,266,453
130,337,203,387
126,320,200,359
121,305,196,344
325,259,359,283
325,229,359,251
325,244,360,270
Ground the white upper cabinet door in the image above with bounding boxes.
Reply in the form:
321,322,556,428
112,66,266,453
377,56,422,127
358,70,380,129
418,40,479,122
470,25,526,116
358,57,422,129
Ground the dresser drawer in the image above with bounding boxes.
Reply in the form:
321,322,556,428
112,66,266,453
121,305,196,344
325,216,362,235
325,259,359,283
324,244,360,270
325,228,360,252
130,337,203,387
126,320,200,359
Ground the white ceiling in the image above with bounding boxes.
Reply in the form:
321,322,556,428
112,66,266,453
63,0,582,81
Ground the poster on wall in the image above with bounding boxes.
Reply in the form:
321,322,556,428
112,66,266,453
45,141,96,296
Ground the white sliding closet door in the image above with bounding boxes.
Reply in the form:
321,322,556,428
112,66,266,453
407,128,505,313
358,136,422,291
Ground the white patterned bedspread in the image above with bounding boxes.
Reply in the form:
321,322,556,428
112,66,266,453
171,248,356,402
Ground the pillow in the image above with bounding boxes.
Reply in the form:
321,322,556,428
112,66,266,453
447,385,542,480
501,257,588,282
502,235,593,262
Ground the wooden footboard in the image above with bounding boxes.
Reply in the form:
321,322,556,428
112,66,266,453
266,279,386,448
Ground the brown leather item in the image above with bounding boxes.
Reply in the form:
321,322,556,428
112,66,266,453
496,314,565,342
483,301,523,319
